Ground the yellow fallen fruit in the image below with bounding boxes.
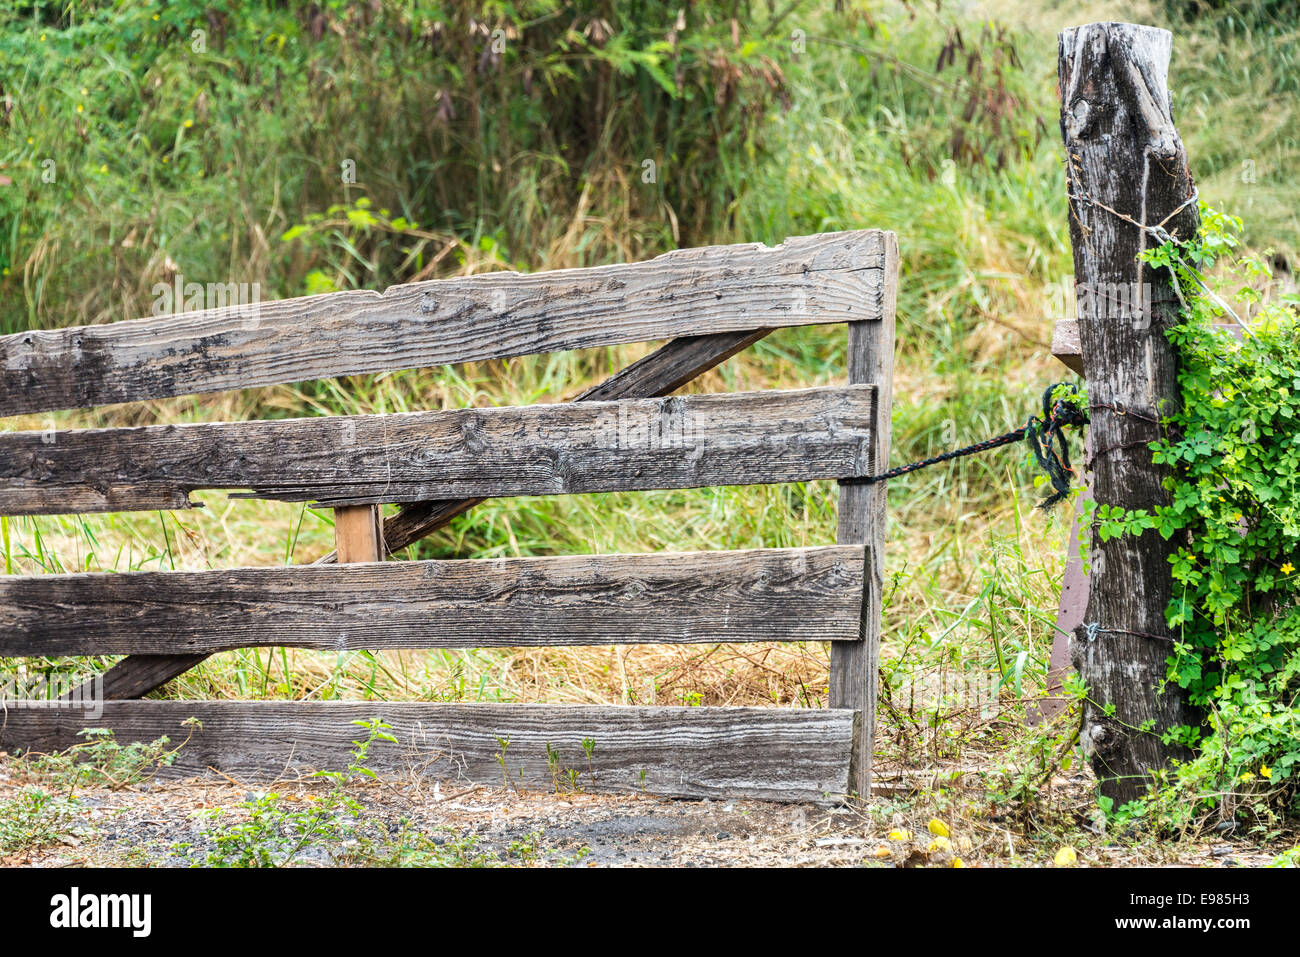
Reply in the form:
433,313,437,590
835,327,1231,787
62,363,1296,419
887,829,912,841
1054,846,1078,867
951,857,966,868
927,836,952,853
871,845,893,859
927,818,950,838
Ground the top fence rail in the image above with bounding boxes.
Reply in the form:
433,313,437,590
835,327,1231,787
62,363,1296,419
0,230,894,418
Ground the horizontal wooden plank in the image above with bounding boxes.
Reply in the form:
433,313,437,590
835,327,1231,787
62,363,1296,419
1052,317,1243,376
0,385,877,515
318,327,775,562
0,230,892,417
1050,319,1084,375
72,327,780,702
0,545,866,655
0,701,855,802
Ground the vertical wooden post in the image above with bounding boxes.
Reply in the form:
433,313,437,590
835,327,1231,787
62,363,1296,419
831,233,898,800
334,505,385,564
1059,22,1202,802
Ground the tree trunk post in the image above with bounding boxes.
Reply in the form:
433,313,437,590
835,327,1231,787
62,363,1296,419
1058,22,1203,804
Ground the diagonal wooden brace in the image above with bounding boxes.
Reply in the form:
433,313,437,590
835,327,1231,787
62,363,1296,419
71,328,772,701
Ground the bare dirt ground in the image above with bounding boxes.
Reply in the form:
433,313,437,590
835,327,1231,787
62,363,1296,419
0,766,1284,868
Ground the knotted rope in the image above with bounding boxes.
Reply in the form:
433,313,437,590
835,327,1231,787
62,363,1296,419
846,383,1088,509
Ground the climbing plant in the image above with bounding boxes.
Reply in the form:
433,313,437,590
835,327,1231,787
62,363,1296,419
1105,206,1300,830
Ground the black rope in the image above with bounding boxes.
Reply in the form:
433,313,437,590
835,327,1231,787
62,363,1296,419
845,383,1088,509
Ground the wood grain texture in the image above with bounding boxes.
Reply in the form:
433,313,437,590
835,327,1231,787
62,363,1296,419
829,232,898,800
1053,320,1238,377
367,328,775,561
0,385,877,515
0,230,890,417
1051,319,1084,375
72,328,784,699
0,701,855,802
62,654,210,702
1060,21,1200,801
0,545,866,655
334,505,384,563
61,547,339,704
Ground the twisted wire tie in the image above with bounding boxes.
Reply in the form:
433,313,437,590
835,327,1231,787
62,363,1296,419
1067,183,1258,341
1083,622,1175,644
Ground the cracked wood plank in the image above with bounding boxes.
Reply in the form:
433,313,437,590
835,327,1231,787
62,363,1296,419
0,701,856,802
0,385,877,514
2,545,866,655
0,230,890,417
1059,21,1201,802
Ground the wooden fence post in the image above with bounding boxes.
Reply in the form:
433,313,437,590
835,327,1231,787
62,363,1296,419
831,234,898,799
1058,22,1202,802
335,505,385,564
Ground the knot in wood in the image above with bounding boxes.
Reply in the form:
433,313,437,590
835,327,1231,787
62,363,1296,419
1065,98,1093,139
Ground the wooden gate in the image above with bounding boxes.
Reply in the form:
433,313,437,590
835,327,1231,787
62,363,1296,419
0,229,897,802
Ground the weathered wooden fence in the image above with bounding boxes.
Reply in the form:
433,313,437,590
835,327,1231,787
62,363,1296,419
0,229,898,802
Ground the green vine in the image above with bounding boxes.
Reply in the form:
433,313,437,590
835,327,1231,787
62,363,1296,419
1105,206,1300,830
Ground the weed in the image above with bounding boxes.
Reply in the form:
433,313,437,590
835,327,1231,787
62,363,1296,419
21,725,193,793
193,719,586,867
0,727,186,855
0,788,80,854
337,825,499,868
495,735,514,793
198,718,391,867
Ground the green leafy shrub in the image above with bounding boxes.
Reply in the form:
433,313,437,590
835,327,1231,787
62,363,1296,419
1105,207,1300,830
197,717,584,866
0,787,80,853
1,727,182,854
22,726,185,791
199,717,395,867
